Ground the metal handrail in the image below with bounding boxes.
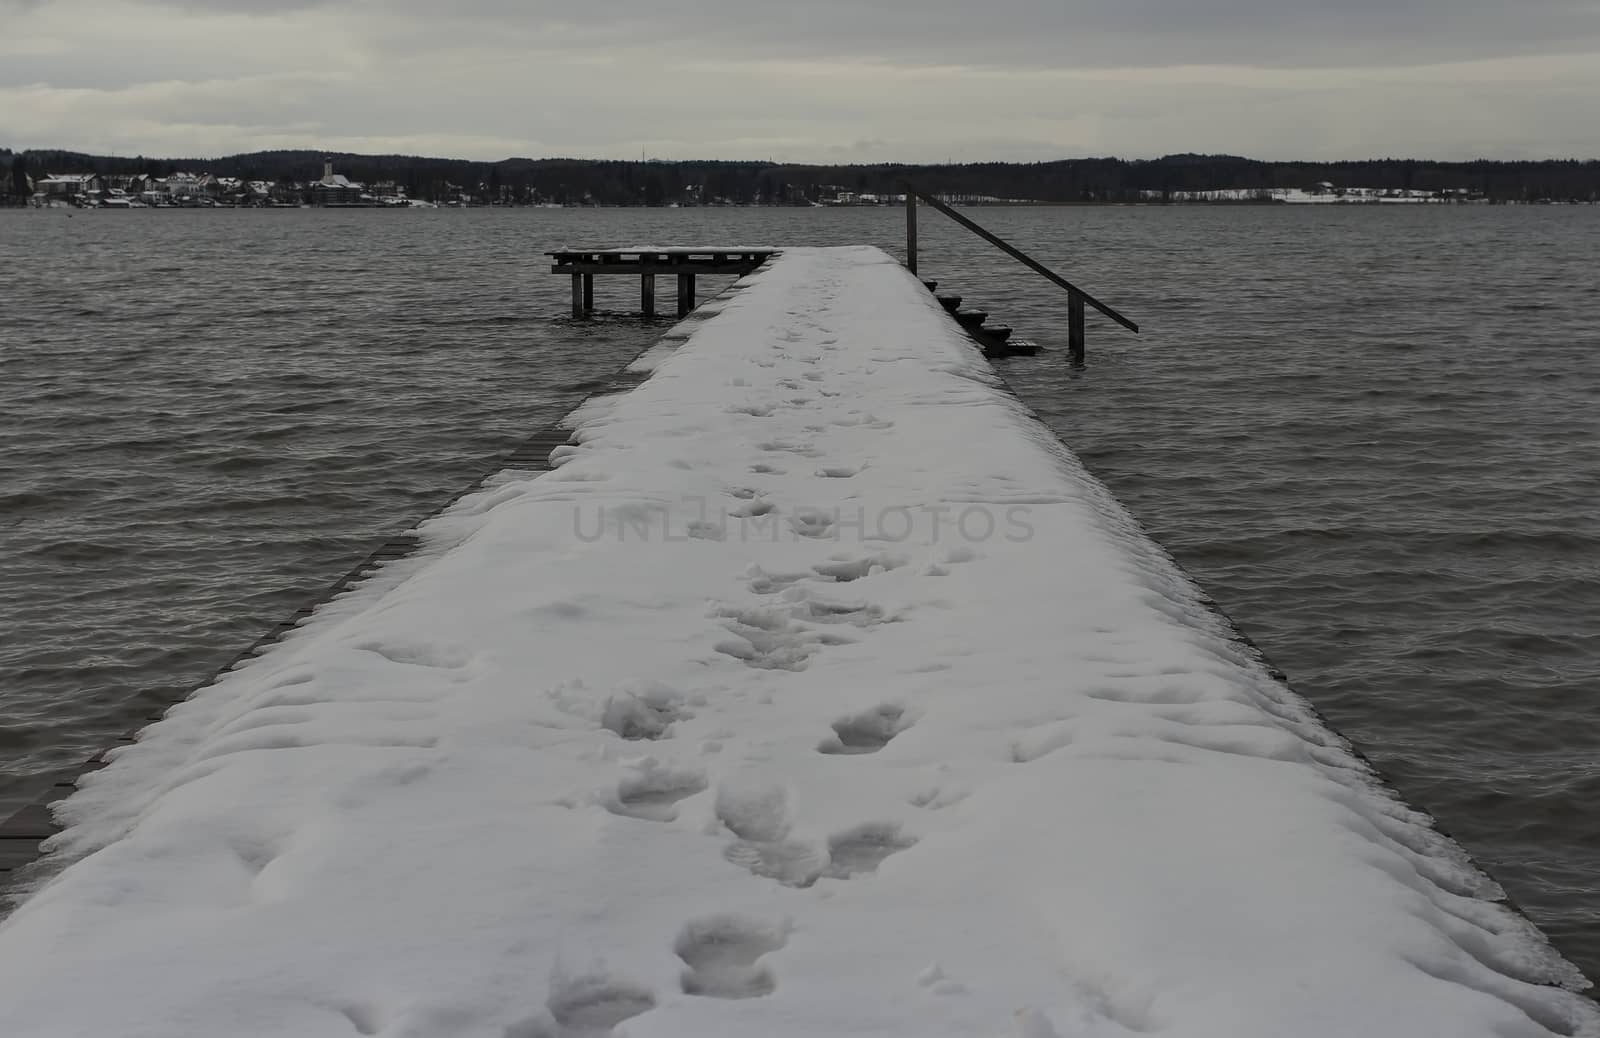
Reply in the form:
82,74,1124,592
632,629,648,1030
900,179,1140,361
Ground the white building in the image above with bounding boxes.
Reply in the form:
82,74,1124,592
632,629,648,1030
309,158,364,205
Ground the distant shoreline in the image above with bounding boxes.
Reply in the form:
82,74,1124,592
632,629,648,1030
7,198,1597,210
7,150,1599,207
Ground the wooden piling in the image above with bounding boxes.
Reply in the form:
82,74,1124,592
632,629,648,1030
1068,292,1086,365
582,274,594,315
642,274,655,318
677,273,695,316
905,193,918,274
571,274,583,318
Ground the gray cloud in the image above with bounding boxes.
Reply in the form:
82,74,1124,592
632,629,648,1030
2,0,1598,160
103,0,1600,68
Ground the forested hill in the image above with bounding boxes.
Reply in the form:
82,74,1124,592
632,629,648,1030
4,148,1598,203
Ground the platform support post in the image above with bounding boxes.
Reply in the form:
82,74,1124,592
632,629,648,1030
582,274,594,314
905,192,918,274
677,274,696,316
641,274,656,318
571,274,583,318
1068,292,1086,366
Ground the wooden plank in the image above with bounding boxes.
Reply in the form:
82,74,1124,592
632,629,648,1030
898,184,1139,334
546,247,777,259
551,261,765,276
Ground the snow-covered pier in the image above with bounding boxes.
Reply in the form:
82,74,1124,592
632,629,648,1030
1,246,1596,1037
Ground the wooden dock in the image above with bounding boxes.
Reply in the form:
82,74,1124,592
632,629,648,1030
4,240,1058,884
0,247,1593,1038
549,247,778,318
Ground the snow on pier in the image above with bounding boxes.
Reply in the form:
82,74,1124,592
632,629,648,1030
1,246,1595,1037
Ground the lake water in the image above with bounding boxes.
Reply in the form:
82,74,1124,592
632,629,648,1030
2,204,1598,974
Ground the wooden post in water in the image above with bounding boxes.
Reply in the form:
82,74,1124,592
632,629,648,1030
677,273,696,316
905,192,918,274
571,274,583,318
1068,292,1086,365
582,274,594,315
641,274,656,318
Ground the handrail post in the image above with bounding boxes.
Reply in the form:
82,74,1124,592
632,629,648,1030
905,191,918,274
1068,292,1086,366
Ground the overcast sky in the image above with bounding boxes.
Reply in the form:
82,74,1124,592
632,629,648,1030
3,0,1598,162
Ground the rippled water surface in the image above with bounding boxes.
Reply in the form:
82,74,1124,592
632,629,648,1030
2,205,1598,972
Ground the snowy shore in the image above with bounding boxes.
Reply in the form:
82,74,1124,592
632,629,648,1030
1,246,1594,1037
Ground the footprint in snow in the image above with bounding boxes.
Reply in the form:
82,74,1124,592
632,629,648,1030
756,439,817,457
714,780,791,842
824,822,916,878
909,785,970,810
788,509,835,539
686,520,725,541
606,760,707,822
600,685,687,741
724,838,828,888
745,565,809,595
675,915,788,999
812,552,907,583
538,972,657,1038
818,703,910,755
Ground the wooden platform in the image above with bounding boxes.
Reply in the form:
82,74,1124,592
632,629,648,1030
549,247,778,318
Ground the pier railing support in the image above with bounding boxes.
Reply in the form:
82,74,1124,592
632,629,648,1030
905,192,918,275
897,179,1139,363
677,273,696,316
641,274,656,318
583,274,594,315
1068,292,1086,366
571,273,583,318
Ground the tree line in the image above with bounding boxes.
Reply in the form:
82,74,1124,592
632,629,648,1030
5,147,1599,204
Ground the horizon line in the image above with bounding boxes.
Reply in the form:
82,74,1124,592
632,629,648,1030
7,146,1600,168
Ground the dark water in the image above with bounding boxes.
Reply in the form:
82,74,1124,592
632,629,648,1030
2,206,1598,973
